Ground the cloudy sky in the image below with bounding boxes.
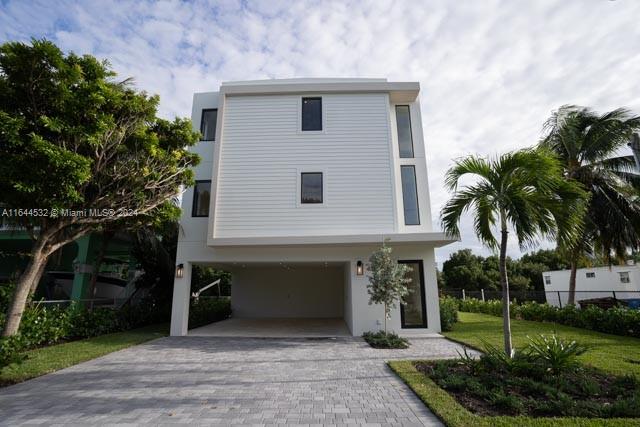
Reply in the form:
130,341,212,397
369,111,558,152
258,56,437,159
2,0,640,263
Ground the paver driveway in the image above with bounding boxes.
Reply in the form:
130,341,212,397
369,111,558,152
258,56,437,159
0,336,473,426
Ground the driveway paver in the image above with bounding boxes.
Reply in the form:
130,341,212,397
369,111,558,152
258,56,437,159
0,335,475,426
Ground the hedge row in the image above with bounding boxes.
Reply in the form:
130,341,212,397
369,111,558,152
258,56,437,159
454,297,640,338
0,297,231,369
439,296,459,332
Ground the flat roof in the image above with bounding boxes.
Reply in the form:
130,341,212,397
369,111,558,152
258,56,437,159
209,232,456,248
217,78,420,102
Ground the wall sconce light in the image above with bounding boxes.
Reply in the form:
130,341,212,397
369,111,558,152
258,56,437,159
176,263,184,278
356,260,364,276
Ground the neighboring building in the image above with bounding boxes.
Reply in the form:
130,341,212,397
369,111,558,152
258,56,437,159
0,221,138,304
170,78,455,336
542,264,640,307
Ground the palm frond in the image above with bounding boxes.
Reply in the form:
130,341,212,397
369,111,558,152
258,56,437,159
444,155,493,191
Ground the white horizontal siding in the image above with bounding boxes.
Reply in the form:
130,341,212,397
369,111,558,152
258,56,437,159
214,93,395,238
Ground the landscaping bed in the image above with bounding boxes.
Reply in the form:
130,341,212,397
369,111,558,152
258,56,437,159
390,360,640,427
416,359,639,418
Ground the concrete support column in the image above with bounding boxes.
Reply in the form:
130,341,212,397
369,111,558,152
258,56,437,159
423,248,442,332
70,234,99,303
170,261,192,336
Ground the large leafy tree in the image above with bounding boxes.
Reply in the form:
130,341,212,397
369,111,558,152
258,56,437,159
441,148,586,356
540,106,640,304
0,40,200,336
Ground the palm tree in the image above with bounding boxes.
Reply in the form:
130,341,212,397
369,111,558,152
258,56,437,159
540,106,640,305
441,148,586,356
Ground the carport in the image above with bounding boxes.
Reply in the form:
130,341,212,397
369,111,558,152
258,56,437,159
188,261,352,337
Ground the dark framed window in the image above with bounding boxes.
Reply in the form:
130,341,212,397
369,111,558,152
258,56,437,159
399,260,427,328
301,97,322,131
395,105,414,158
200,109,217,141
400,165,420,225
192,180,211,217
586,272,595,278
301,172,323,204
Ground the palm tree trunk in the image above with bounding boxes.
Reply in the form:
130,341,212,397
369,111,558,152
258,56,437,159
568,258,578,306
499,220,513,357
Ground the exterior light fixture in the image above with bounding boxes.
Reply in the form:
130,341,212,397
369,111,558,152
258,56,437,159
356,260,364,276
176,263,184,278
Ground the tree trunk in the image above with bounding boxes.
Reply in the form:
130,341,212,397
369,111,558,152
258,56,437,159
2,222,92,337
2,238,49,337
29,258,48,295
568,258,578,306
499,222,513,357
383,302,387,335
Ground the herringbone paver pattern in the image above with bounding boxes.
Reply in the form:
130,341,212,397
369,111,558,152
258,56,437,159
0,335,474,426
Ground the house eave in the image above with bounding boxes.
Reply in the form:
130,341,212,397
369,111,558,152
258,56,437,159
219,81,420,103
209,232,457,248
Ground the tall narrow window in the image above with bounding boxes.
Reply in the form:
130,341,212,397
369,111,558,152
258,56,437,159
395,105,414,158
301,172,323,204
399,260,427,328
192,180,211,217
200,109,217,141
302,97,322,131
401,165,420,225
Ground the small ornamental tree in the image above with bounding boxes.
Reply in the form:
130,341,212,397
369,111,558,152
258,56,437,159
0,39,200,336
366,242,411,334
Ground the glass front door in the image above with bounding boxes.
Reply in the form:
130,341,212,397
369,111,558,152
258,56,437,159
399,260,427,328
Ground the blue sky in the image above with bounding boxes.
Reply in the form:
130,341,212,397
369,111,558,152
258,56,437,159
2,0,640,263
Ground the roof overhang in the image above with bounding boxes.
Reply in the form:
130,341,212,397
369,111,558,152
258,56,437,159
220,80,420,103
209,232,457,248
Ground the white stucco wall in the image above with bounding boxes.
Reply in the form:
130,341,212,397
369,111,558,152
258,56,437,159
230,265,344,318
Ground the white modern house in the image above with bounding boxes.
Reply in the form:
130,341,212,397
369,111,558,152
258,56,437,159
169,78,455,337
543,264,640,307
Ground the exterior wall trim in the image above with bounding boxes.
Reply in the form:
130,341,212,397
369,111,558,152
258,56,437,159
220,81,420,102
209,232,456,247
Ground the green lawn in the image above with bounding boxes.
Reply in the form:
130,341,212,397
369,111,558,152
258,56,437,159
0,323,168,387
443,312,640,376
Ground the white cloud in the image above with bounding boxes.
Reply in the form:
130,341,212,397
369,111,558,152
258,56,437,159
2,0,639,264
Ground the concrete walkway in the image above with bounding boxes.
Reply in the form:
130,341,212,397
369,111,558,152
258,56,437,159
0,336,475,426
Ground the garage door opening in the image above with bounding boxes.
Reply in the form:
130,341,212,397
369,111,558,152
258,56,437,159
188,262,351,337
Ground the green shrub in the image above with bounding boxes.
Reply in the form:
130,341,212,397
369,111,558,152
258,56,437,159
458,298,503,316
17,304,71,347
439,296,459,331
453,297,640,338
0,335,26,368
524,334,588,374
362,331,410,349
118,298,170,329
189,298,231,329
0,296,172,370
67,306,119,338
